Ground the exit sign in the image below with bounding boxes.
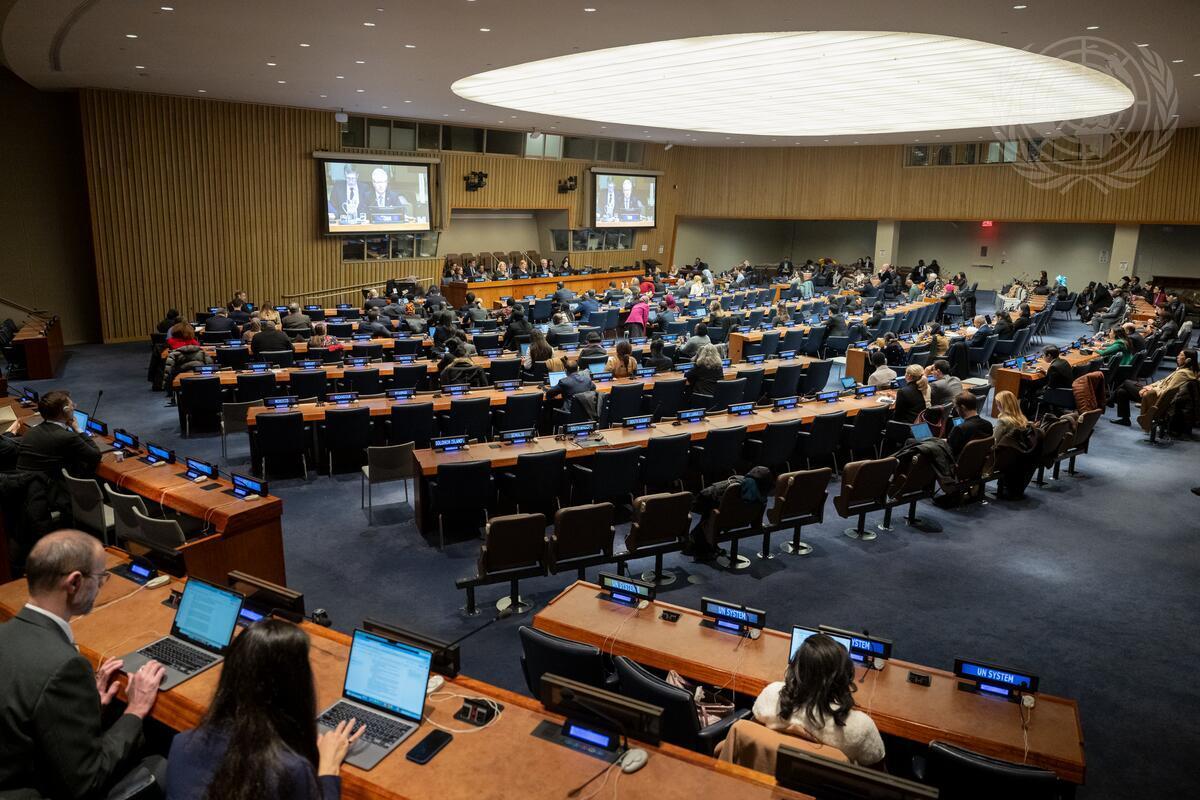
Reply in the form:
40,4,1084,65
981,220,994,228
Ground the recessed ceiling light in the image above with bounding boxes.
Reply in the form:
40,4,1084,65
300,43,310,47
320,94,327,98
1086,25,1099,30
336,75,344,79
363,21,376,26
480,27,491,32
459,108,466,111
135,65,145,69
1194,73,1200,77
600,126,606,129
1136,43,1150,47
934,134,941,137
452,31,1134,137
197,89,207,93
1012,4,1026,9
403,99,412,102
277,80,286,84
355,60,365,64
125,33,138,38
382,105,389,109
356,88,365,92
1172,59,1183,64
404,44,416,48
550,126,556,129
512,115,518,118
584,6,596,11
160,6,174,10
267,62,277,66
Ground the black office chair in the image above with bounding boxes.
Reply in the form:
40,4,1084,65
518,626,612,697
427,460,494,549
498,449,566,514
235,372,276,403
801,326,826,357
696,378,746,412
352,342,384,362
738,368,765,403
492,392,542,435
645,378,686,420
388,402,433,448
215,347,249,371
488,358,522,383
919,740,1058,800
440,396,493,442
391,364,428,391
799,359,834,395
321,406,372,473
840,405,890,461
255,411,309,479
261,350,295,368
342,368,381,396
289,369,328,402
600,382,645,428
570,446,640,507
613,656,750,755
796,411,847,471
638,433,691,494
178,375,226,436
689,426,746,486
546,502,616,580
765,362,805,399
744,418,802,474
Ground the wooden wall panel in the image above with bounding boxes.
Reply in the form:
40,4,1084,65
80,88,1200,341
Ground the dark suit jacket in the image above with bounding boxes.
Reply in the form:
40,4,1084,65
968,325,993,346
892,383,926,424
1046,358,1074,389
281,313,312,330
16,421,101,477
203,315,238,334
0,608,144,798
166,727,337,800
948,415,994,457
250,329,295,355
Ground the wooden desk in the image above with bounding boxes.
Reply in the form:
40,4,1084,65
444,269,644,308
844,328,977,384
0,557,809,800
990,351,1101,407
13,316,65,379
534,582,1086,786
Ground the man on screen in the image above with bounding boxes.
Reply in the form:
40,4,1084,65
366,168,411,217
616,178,646,220
328,164,365,223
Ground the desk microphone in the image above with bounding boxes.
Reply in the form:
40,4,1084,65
441,605,513,653
91,390,104,418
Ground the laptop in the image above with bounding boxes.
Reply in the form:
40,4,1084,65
72,410,118,454
317,629,432,770
910,422,934,441
120,577,244,691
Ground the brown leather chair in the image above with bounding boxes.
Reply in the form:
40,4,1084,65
704,484,766,572
764,468,833,557
880,451,941,533
443,253,461,270
459,252,475,269
1054,409,1101,478
455,512,547,615
619,491,692,586
1034,417,1074,487
546,502,616,579
477,252,494,270
940,437,996,506
833,457,898,541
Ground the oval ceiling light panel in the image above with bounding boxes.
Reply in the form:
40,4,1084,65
451,31,1134,137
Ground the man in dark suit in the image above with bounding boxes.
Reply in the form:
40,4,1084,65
363,288,388,312
17,391,101,479
249,320,293,355
947,391,993,458
365,168,410,215
968,315,993,346
280,303,312,332
1043,345,1074,389
380,294,406,321
359,309,391,337
0,530,165,798
228,300,251,326
574,290,600,321
203,308,239,336
552,282,576,307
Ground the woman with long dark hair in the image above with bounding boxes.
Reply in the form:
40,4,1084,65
752,634,884,766
165,620,362,800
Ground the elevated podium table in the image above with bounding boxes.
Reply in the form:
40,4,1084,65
13,316,64,379
443,269,643,307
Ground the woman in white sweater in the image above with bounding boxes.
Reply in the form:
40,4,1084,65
752,634,885,767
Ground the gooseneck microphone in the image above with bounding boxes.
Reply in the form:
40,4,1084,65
91,390,104,418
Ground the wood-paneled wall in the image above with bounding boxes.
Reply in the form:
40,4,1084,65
79,88,1200,341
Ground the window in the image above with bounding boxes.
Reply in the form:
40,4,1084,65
417,123,440,150
906,146,929,166
486,129,524,156
390,121,416,151
612,141,628,162
543,134,563,159
1024,139,1046,162
983,141,1017,164
341,117,366,148
525,132,545,157
551,229,571,251
934,144,954,166
626,142,644,163
367,119,391,150
341,232,439,262
595,139,613,162
956,143,978,165
564,136,596,160
441,126,484,152
1047,137,1080,161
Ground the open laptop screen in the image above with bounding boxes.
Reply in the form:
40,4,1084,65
911,422,934,441
789,625,852,662
173,578,244,652
343,630,433,722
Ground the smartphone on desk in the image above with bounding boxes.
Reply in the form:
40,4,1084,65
406,730,452,765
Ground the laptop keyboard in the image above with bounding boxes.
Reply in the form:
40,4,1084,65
320,701,414,747
139,639,217,675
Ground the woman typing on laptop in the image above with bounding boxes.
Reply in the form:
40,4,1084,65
165,619,364,799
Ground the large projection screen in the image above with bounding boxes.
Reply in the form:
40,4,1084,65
594,172,656,229
322,160,431,233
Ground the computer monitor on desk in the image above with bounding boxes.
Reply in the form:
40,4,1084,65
539,673,663,750
775,745,937,799
790,626,851,662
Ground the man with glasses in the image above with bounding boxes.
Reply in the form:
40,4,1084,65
0,530,166,797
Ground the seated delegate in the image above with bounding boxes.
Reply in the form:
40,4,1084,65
752,633,885,767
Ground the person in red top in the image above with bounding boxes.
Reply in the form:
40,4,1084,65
167,322,200,350
639,276,655,295
625,294,651,338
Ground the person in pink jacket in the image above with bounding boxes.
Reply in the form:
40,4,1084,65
625,294,650,338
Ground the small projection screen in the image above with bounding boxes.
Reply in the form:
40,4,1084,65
594,172,656,229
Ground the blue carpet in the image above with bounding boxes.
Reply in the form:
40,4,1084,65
24,309,1199,799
